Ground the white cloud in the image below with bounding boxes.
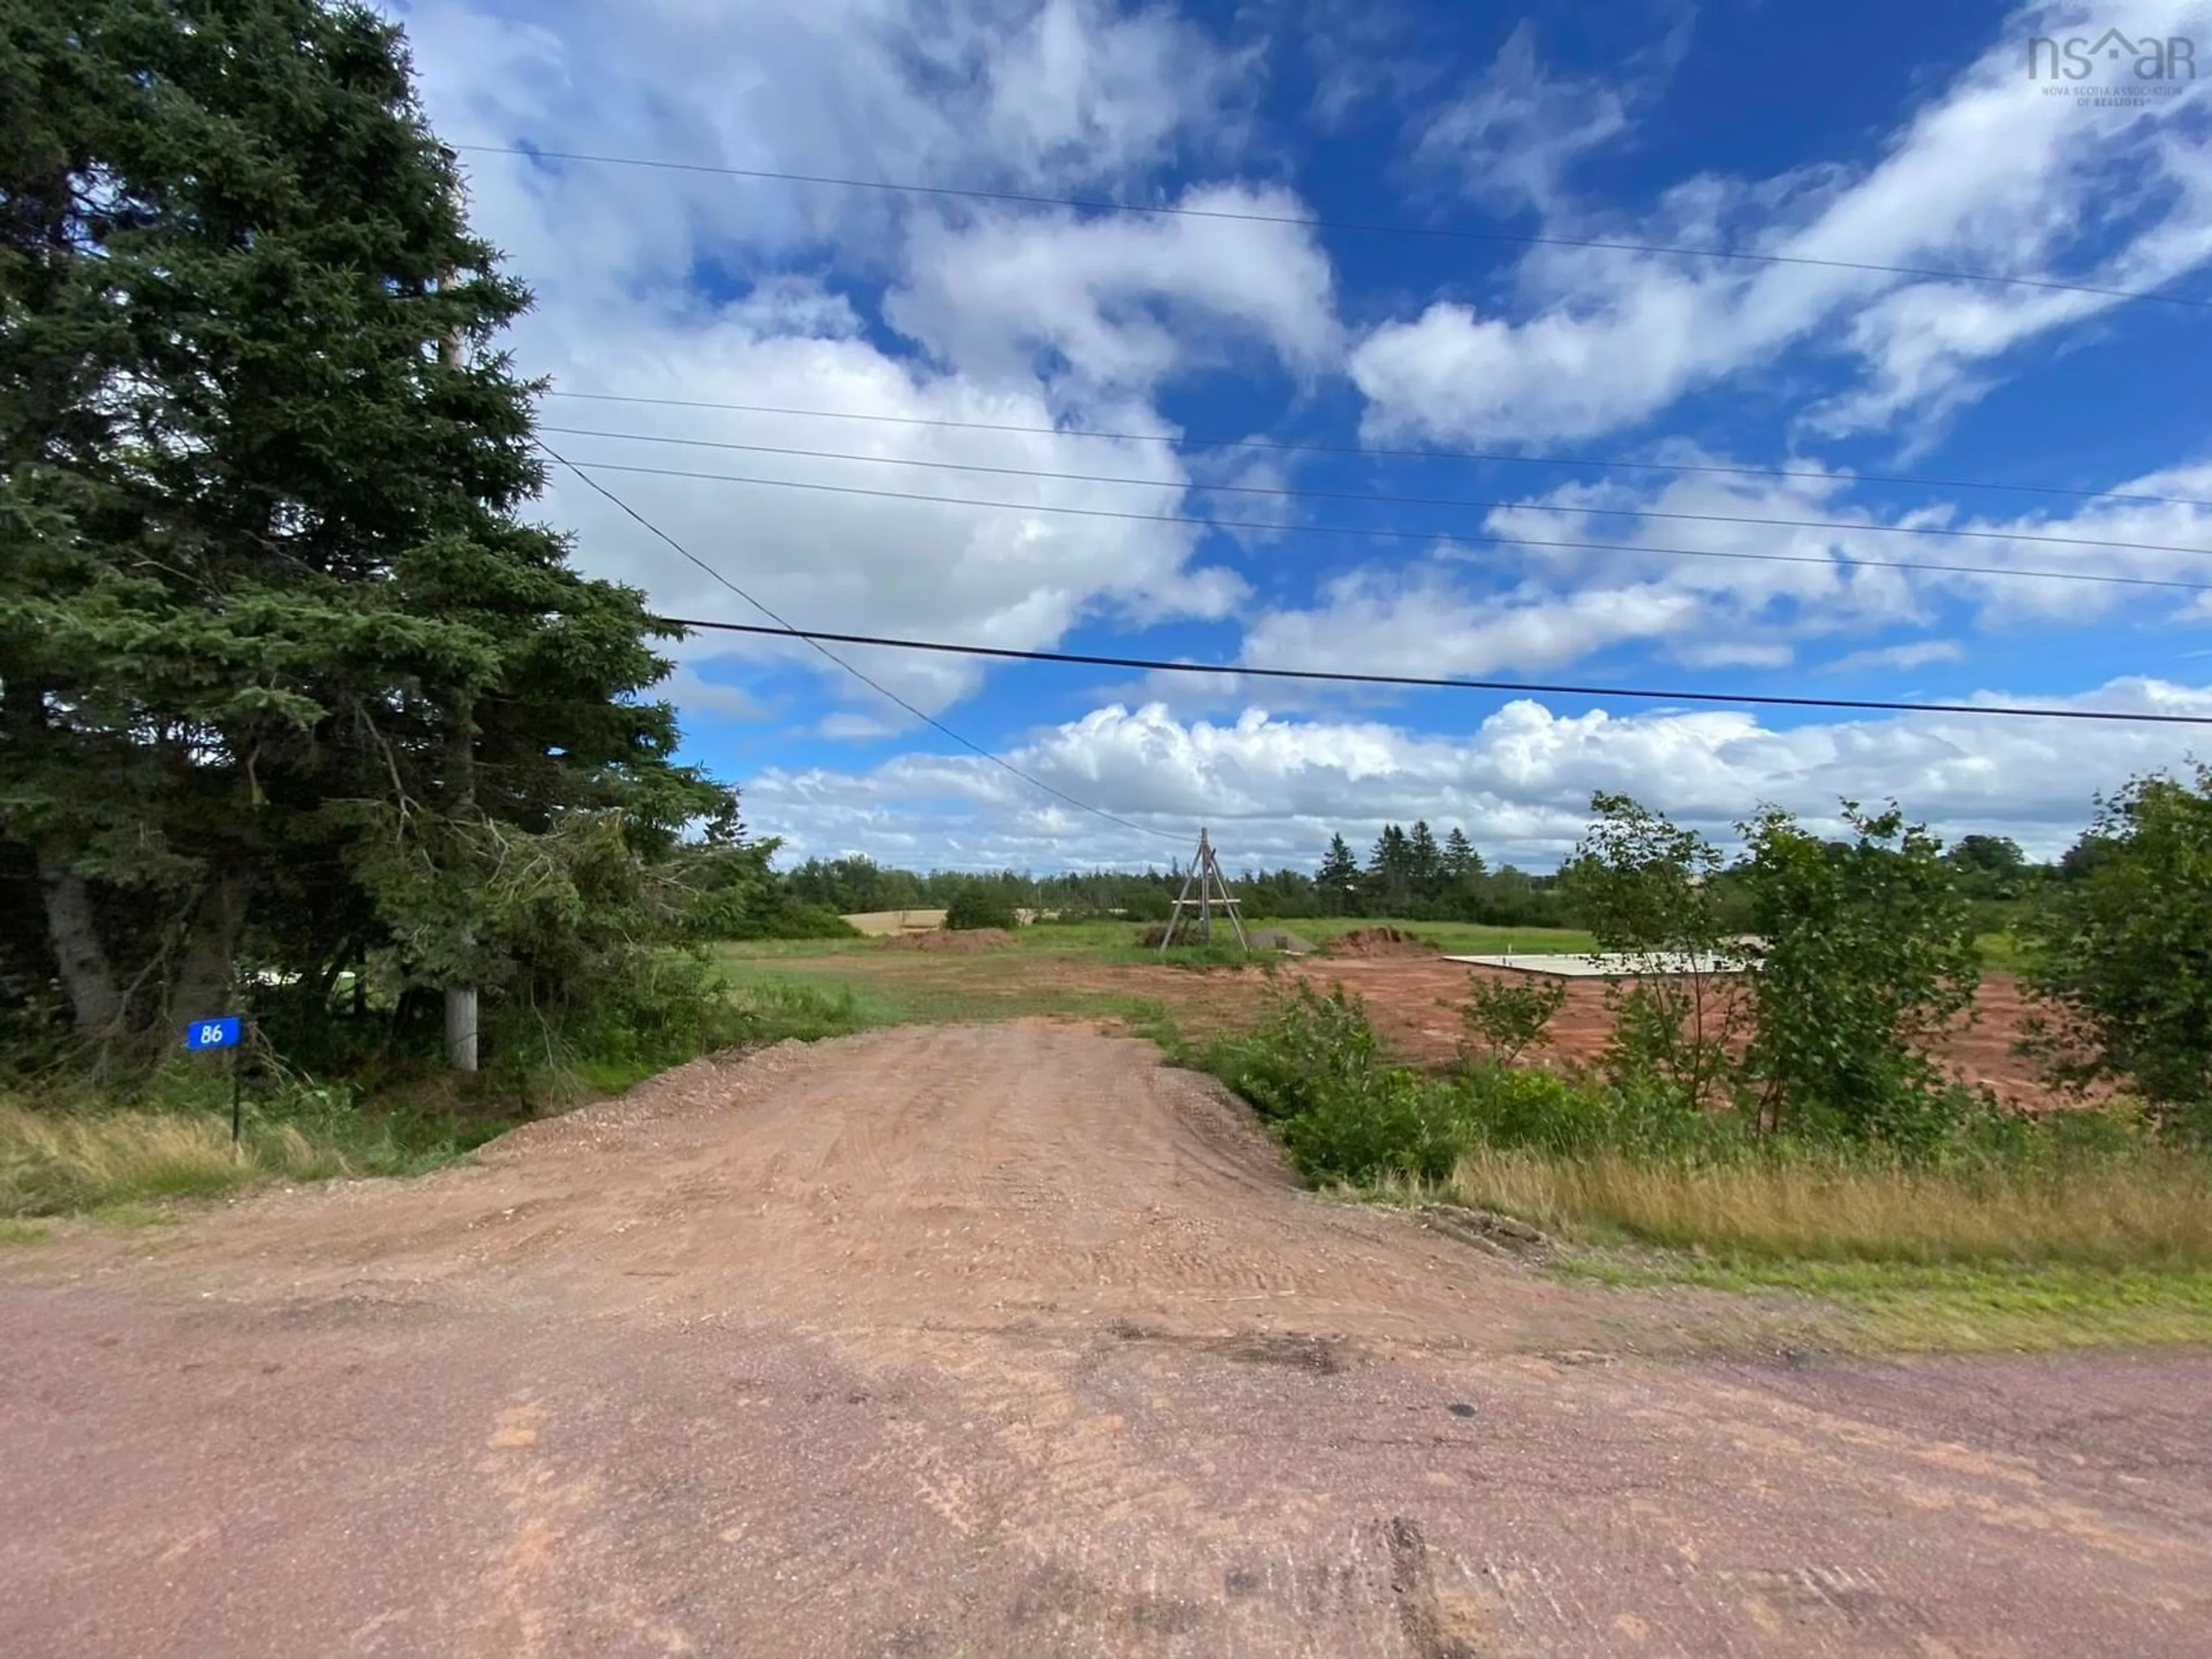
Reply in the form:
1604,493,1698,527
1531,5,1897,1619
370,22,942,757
1412,24,1630,215
1675,640,1796,670
399,0,1326,717
1240,567,1709,679
1351,0,2212,446
1234,451,2212,684
816,711,907,741
886,189,1340,394
743,676,2212,869
1825,640,1969,674
662,664,771,721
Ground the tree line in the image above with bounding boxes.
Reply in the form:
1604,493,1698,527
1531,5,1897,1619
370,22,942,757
759,821,2061,936
773,827,1567,927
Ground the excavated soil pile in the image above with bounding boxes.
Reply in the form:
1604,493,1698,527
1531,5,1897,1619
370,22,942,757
1322,925,1432,957
1133,924,1315,952
877,927,1017,953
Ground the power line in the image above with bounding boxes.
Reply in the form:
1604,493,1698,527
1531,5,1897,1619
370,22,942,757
660,618,2212,727
542,391,2212,515
539,423,2212,558
547,456,2212,598
453,142,2212,311
534,440,1184,842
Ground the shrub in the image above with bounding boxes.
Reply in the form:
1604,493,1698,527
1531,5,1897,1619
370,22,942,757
945,885,1021,931
1207,980,1382,1122
722,900,861,941
1201,983,1473,1182
1561,793,1741,1110
1457,974,1567,1066
1447,1059,1731,1162
2020,767,2212,1123
1120,886,1173,923
1737,803,1980,1145
1279,1065,1469,1183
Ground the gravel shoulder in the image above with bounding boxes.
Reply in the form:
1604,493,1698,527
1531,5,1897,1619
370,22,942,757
3,1022,2207,1657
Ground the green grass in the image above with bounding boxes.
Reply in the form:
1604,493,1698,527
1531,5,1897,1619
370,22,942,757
1449,1144,2212,1270
730,915,2030,971
0,1085,521,1221
722,916,1600,964
1555,1253,2212,1353
713,955,1169,1028
1442,1143,2212,1352
1,1099,351,1218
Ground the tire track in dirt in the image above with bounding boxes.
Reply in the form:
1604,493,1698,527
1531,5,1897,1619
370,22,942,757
63,1021,1594,1351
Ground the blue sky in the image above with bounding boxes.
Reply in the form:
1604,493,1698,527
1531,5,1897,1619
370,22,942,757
398,0,2212,869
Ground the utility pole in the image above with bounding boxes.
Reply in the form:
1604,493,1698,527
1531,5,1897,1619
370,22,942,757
1160,828,1248,953
438,276,479,1073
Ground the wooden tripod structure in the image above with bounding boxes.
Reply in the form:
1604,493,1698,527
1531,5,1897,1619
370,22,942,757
1158,828,1248,953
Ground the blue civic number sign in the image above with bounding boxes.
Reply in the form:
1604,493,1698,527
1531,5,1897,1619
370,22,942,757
184,1016,243,1052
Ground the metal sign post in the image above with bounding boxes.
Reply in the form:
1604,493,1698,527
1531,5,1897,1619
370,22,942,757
183,1015,248,1148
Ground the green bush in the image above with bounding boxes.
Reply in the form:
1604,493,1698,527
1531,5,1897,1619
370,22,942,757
1458,974,1568,1066
721,900,861,941
2021,767,2212,1120
1279,1065,1469,1182
1205,983,1475,1181
1120,887,1173,923
1200,973,2209,1228
1207,981,1382,1122
1738,804,1980,1143
945,885,1020,931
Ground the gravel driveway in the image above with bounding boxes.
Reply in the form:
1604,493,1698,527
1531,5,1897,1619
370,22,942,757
3,1022,2207,1656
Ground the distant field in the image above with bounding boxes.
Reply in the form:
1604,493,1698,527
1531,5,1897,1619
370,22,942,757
781,916,1598,960
714,918,1600,1040
838,908,1066,935
839,908,946,935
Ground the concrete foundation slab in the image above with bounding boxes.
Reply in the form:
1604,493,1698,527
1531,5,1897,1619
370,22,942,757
1444,951,1751,977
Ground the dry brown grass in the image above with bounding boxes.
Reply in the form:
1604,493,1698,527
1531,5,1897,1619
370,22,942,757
0,1101,349,1217
1449,1145,2212,1269
838,909,949,936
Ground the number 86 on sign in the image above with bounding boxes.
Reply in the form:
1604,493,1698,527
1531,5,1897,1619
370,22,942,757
184,1016,243,1051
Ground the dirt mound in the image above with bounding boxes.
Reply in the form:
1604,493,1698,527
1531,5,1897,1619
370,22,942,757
878,927,1016,953
1134,922,1286,949
1323,926,1432,958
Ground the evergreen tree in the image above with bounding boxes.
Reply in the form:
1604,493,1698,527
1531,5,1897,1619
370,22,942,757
1,0,729,1058
1316,834,1360,915
1365,824,1413,914
1442,827,1484,881
1407,820,1444,903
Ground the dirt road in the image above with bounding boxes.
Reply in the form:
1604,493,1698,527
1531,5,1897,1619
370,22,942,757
3,1022,2207,1657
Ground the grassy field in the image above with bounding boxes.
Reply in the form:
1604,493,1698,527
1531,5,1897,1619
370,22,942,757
0,1091,503,1222
1449,1145,2212,1270
714,917,1599,1035
1552,1255,2212,1353
1433,1142,2212,1352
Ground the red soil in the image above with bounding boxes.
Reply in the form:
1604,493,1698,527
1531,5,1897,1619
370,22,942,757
877,927,1018,953
1321,926,1431,959
1289,958,2067,1108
